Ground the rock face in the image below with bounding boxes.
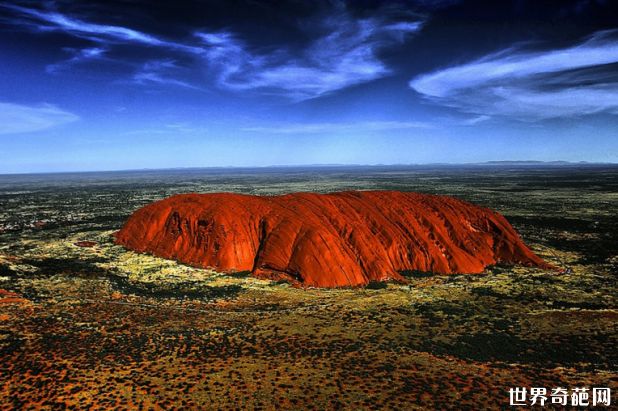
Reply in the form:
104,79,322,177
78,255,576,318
115,191,551,287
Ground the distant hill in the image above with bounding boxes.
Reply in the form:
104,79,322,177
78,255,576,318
476,160,592,166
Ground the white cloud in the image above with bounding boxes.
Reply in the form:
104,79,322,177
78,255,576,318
197,12,423,100
0,102,79,135
460,115,490,126
409,30,618,120
490,85,618,118
0,3,202,53
132,60,200,90
2,2,423,100
46,46,106,73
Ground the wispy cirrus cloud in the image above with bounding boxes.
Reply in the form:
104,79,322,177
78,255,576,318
132,60,201,90
241,120,432,134
0,3,202,53
46,46,106,73
460,115,490,126
197,10,424,100
1,2,423,100
409,30,618,120
120,122,208,137
0,102,78,135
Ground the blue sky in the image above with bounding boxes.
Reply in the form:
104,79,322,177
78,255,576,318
0,0,617,173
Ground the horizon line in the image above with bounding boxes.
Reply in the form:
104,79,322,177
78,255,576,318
1,160,616,177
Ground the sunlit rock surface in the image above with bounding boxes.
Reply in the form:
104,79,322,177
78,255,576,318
116,191,551,287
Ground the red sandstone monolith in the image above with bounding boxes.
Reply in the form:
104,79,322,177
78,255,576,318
115,191,551,287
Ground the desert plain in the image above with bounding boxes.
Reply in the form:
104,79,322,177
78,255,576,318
0,164,616,409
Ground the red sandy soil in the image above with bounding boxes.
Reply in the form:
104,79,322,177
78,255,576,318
116,191,551,287
0,289,32,316
0,289,22,302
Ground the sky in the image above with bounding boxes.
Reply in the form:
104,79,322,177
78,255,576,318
0,0,617,173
